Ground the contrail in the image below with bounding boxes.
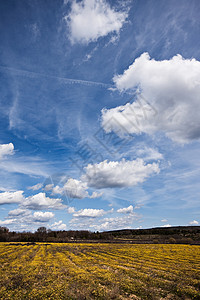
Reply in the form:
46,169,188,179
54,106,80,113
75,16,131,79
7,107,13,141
0,65,114,89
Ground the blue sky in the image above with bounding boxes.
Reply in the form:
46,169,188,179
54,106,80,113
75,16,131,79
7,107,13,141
0,0,200,231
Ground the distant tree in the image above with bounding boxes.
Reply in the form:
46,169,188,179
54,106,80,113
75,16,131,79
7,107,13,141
0,226,9,233
36,227,47,234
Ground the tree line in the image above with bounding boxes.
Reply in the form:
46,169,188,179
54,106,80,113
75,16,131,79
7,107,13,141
0,226,113,242
1,225,200,243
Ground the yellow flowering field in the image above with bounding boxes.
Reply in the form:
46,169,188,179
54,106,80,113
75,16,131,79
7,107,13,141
0,243,200,299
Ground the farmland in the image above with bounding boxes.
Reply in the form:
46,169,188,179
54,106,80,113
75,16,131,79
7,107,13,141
0,243,200,299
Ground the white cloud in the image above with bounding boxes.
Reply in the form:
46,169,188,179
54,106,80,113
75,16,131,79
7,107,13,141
89,191,103,198
134,205,141,210
117,205,134,214
161,219,168,222
67,206,75,214
22,192,66,210
136,147,163,161
90,214,137,231
102,53,200,143
189,220,199,225
53,178,88,199
161,224,172,227
28,183,43,191
33,211,54,222
52,178,103,199
73,208,106,218
0,143,14,160
51,220,67,231
0,219,17,226
82,158,159,189
3,209,55,230
0,187,11,192
43,159,157,201
44,184,54,191
69,208,139,231
0,191,24,205
66,0,127,44
8,208,30,217
0,199,63,230
0,190,66,210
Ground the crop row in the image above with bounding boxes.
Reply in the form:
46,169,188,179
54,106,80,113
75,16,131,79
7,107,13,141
0,243,200,299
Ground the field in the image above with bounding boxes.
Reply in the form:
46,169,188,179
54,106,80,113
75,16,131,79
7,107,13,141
0,243,200,299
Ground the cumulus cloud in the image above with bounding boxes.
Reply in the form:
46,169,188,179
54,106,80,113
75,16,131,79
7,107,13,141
4,209,55,230
101,53,200,143
0,219,17,226
69,207,139,231
81,158,159,189
51,220,67,230
28,183,43,191
22,192,66,210
0,191,24,205
52,178,102,199
67,206,75,214
73,208,106,218
117,205,134,214
0,143,14,160
33,211,54,222
8,208,30,217
66,0,127,44
7,208,54,225
161,224,172,227
189,220,199,225
90,215,137,231
53,178,89,199
0,189,66,210
43,157,158,199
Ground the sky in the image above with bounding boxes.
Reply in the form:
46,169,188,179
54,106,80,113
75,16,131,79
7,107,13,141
0,0,200,232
